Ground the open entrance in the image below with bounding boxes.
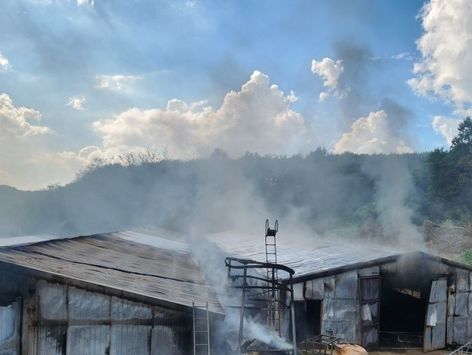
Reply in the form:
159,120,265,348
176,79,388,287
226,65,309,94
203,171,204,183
379,274,427,348
294,300,321,342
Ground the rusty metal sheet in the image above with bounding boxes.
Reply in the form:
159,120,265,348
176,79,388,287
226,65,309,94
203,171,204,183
447,316,453,345
424,279,447,351
66,325,110,355
38,281,67,321
111,297,152,320
0,303,17,342
468,317,472,338
453,317,468,344
151,325,187,355
333,299,356,319
360,278,379,301
38,326,66,355
68,287,110,320
293,283,304,301
468,293,472,315
110,325,151,355
430,278,447,302
457,270,470,292
455,292,468,317
432,324,446,349
424,327,432,351
334,271,357,298
305,279,324,300
0,300,20,354
322,297,334,325
323,277,335,298
361,327,378,348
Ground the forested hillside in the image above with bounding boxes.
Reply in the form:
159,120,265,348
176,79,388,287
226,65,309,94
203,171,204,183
0,119,471,249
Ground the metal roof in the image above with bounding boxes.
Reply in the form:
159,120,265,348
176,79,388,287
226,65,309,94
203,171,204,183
0,228,470,313
0,229,223,314
204,231,415,281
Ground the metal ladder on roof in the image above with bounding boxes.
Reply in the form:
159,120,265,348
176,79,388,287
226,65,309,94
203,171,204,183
193,302,210,355
265,219,281,335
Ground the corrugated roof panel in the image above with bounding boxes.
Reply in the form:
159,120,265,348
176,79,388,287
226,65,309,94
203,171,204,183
204,231,401,279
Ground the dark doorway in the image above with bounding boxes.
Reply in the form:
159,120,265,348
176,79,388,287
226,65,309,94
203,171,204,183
294,300,321,341
379,276,427,347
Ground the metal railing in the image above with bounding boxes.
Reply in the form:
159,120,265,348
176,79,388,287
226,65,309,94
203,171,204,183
449,340,472,355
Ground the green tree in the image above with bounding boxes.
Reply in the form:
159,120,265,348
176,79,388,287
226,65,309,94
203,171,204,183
428,117,472,221
451,117,472,153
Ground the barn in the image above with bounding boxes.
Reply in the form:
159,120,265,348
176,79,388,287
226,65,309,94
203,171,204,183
206,231,472,351
0,227,471,354
0,230,222,355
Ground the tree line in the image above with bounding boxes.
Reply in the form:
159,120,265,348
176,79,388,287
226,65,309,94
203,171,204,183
0,118,470,239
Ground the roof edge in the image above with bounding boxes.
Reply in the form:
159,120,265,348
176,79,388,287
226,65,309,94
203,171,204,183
286,251,472,284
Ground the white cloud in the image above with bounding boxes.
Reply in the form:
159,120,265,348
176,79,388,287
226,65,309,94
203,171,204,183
93,71,312,159
67,96,86,111
95,74,141,92
432,116,461,145
408,0,472,108
0,52,11,71
77,0,94,6
311,57,347,102
0,93,50,137
0,94,63,189
0,94,103,190
318,92,330,103
392,52,413,61
333,110,413,155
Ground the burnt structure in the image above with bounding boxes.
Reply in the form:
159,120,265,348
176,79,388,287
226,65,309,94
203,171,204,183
207,232,472,351
0,227,472,353
0,230,222,354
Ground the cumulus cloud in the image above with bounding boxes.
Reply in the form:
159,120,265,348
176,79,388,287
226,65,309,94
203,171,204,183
0,94,50,137
432,116,461,145
408,0,472,108
311,57,347,101
333,110,413,154
67,96,86,111
0,52,11,71
95,74,141,92
93,71,312,159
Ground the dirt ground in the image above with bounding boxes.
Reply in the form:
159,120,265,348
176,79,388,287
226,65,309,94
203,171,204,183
369,349,449,355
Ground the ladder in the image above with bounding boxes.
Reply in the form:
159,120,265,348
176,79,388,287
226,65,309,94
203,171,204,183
193,302,210,355
265,219,281,335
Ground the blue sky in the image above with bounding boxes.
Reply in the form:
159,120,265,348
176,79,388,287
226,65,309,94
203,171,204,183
0,0,470,189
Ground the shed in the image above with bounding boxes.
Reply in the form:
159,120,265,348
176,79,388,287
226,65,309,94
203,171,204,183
1,228,472,354
0,229,222,355
206,231,472,351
